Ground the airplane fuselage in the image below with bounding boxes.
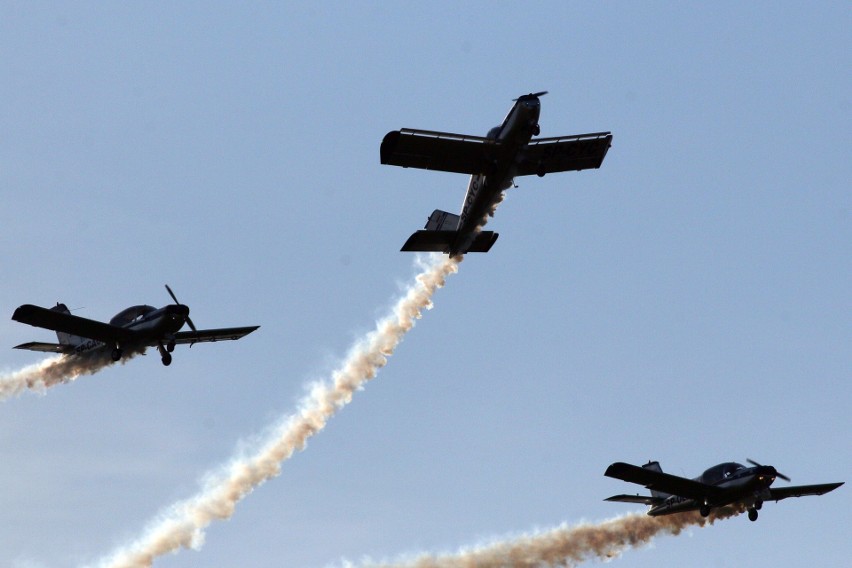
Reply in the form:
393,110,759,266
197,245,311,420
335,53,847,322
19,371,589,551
649,464,777,516
72,304,189,356
453,96,542,255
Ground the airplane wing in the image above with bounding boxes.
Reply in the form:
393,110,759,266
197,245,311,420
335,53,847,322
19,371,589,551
170,326,260,346
768,482,844,502
516,132,613,176
605,462,723,501
12,304,135,345
13,341,74,354
604,494,666,506
381,129,495,175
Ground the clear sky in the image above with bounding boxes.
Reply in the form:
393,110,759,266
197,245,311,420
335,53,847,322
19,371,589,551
1,2,849,567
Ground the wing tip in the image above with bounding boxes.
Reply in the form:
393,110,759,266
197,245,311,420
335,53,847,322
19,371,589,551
11,304,39,322
604,462,632,477
380,130,402,164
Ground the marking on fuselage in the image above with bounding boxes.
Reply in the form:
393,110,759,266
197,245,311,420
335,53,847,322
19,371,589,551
74,339,103,353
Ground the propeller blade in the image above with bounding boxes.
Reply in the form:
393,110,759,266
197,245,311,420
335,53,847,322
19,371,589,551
747,458,762,467
165,284,197,331
165,284,180,305
513,90,549,101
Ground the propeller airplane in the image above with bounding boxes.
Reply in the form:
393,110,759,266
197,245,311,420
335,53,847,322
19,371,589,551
12,285,259,366
604,459,843,522
380,91,612,255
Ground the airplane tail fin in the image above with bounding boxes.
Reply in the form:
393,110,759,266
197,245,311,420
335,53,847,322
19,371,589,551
51,303,88,348
643,461,672,499
401,209,498,253
424,209,460,231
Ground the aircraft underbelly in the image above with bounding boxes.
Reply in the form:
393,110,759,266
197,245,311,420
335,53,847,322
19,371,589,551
650,497,700,516
455,171,513,253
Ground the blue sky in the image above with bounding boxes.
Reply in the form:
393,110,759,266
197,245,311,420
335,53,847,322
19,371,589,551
1,2,849,567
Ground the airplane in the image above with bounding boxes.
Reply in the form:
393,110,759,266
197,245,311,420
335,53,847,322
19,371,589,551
604,459,843,522
11,285,259,366
380,91,612,255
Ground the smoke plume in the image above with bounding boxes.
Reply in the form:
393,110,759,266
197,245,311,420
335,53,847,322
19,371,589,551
0,349,144,401
366,507,743,568
88,253,460,568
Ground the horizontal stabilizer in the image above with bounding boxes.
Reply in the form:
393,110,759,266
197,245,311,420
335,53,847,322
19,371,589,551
604,494,665,506
401,230,498,253
13,341,73,354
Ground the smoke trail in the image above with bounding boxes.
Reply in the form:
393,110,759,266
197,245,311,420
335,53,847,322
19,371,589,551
88,253,460,568
0,349,144,401
366,507,744,568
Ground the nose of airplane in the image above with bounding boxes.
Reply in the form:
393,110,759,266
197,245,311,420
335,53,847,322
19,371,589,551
756,466,778,483
167,304,190,320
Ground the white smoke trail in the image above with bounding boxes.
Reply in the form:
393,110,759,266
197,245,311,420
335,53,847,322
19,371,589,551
364,507,743,568
0,349,144,401
88,253,460,568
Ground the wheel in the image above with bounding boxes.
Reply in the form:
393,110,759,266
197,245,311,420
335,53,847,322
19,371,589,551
111,348,122,362
167,339,176,353
748,508,758,522
536,166,546,178
532,124,540,136
699,505,711,518
754,500,763,511
161,352,172,366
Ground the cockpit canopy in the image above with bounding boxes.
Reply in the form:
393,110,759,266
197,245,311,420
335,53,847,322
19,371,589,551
700,462,747,484
110,305,157,327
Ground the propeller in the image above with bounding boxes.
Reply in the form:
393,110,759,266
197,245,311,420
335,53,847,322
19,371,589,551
165,284,197,332
747,458,791,482
514,90,548,101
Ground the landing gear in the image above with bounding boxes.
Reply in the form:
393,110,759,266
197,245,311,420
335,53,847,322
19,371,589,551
536,166,546,177
699,505,711,518
754,500,763,510
167,339,176,353
111,347,123,362
532,124,540,136
748,508,759,522
157,342,172,366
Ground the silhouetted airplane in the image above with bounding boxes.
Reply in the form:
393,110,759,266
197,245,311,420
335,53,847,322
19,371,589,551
381,92,612,255
605,459,843,521
13,285,258,366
